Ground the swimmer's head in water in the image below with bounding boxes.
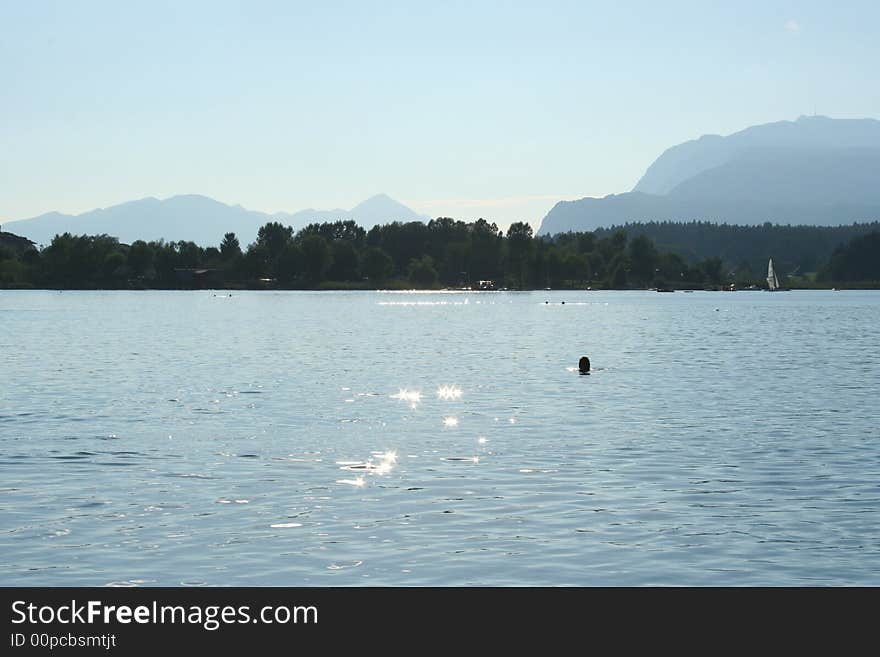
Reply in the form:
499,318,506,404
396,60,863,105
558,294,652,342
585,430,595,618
578,356,590,373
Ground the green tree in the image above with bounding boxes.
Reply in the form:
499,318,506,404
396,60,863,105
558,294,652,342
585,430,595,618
300,233,332,282
241,245,269,280
176,241,203,267
257,222,294,261
220,232,242,260
468,218,502,282
151,241,178,285
102,251,127,285
657,252,687,283
373,221,429,275
127,240,154,277
41,233,122,288
442,241,470,285
361,247,393,282
300,220,365,244
276,244,303,284
506,222,533,288
821,231,880,281
697,257,723,285
611,262,628,287
408,255,438,287
327,240,360,281
627,234,658,285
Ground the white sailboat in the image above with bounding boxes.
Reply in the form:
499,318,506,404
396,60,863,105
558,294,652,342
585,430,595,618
766,258,781,291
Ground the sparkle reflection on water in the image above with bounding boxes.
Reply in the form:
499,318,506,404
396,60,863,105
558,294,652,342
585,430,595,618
1,289,879,585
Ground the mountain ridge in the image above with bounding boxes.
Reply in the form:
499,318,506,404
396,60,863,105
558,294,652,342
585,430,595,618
538,115,880,235
3,194,429,247
634,115,880,195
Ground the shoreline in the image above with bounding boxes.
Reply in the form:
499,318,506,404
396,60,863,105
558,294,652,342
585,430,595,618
3,283,880,292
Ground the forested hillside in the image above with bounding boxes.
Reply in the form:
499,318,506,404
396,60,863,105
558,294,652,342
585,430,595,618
2,220,879,290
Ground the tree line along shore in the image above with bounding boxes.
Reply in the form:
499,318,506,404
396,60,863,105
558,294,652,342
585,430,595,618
1,218,879,290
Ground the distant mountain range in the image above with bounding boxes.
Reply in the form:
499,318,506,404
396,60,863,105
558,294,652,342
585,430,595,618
8,115,880,244
538,115,880,235
2,193,428,247
275,194,429,233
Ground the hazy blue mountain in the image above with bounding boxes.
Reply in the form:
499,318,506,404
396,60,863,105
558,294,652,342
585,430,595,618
666,147,880,206
635,115,880,195
349,193,430,227
275,207,351,230
276,194,429,232
3,195,268,247
538,116,880,235
4,193,427,246
539,192,880,234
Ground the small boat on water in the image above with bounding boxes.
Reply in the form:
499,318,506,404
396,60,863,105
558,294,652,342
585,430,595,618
765,258,788,291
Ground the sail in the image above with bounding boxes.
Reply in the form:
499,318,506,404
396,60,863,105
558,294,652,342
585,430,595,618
767,259,779,291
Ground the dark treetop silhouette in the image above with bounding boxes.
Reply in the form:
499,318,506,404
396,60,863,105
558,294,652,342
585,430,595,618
1,219,879,290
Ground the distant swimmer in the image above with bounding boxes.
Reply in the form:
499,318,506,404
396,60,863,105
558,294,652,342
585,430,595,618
578,356,591,373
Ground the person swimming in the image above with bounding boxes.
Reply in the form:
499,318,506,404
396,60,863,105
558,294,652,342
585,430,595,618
578,356,590,373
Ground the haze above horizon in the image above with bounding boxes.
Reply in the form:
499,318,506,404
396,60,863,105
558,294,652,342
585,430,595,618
2,1,878,230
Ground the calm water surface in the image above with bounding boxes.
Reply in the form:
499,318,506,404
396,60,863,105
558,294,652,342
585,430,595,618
1,289,878,585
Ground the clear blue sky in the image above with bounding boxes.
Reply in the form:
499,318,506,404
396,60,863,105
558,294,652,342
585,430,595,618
2,0,878,229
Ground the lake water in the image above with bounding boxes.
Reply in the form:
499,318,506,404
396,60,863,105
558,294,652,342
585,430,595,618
1,289,879,586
